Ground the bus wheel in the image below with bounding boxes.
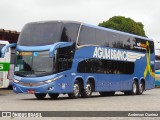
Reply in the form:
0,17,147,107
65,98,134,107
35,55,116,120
81,81,92,98
137,81,144,95
99,92,115,96
124,81,138,95
68,81,81,99
34,93,47,99
48,93,59,99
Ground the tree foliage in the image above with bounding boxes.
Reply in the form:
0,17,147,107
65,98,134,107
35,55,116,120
98,16,146,37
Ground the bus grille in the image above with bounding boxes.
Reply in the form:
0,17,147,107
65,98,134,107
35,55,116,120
18,82,45,87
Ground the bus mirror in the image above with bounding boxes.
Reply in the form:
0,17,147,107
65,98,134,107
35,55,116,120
49,42,73,58
1,43,17,58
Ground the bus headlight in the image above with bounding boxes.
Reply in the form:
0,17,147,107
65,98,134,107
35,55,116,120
45,75,63,83
13,79,19,83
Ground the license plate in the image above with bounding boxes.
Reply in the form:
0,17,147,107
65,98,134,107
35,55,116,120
28,90,35,94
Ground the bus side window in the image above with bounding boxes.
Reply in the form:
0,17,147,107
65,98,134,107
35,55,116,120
57,46,74,72
78,26,96,45
96,29,109,46
104,61,113,74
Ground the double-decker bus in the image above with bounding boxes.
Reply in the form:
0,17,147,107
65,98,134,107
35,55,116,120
2,21,155,99
0,40,11,88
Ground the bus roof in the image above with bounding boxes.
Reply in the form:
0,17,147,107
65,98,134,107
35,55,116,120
26,20,153,41
26,20,81,26
0,40,9,44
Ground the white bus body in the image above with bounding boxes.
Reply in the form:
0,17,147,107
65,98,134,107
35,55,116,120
0,40,11,88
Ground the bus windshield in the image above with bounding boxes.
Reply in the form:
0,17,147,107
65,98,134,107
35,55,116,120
0,44,5,57
18,22,63,46
14,51,54,77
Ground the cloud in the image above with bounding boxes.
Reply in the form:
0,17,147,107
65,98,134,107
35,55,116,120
0,0,160,41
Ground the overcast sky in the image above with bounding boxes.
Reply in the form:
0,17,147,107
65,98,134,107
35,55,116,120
0,0,160,46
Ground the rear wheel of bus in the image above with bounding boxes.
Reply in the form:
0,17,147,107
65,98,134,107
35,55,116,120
81,81,93,98
137,81,145,95
48,93,59,99
124,80,138,95
68,81,81,99
34,93,47,99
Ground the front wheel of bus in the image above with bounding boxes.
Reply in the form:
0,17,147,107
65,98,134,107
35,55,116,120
48,93,59,99
34,93,47,99
81,81,92,98
68,81,81,99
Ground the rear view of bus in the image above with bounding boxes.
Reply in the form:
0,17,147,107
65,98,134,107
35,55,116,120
0,40,10,88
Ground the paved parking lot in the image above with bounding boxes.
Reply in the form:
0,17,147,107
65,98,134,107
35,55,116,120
0,88,160,119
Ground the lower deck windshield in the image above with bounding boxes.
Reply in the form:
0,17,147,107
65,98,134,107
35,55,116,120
14,51,54,77
14,46,74,77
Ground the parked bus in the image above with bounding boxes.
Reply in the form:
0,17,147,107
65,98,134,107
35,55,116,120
0,40,11,88
155,52,160,86
2,21,155,99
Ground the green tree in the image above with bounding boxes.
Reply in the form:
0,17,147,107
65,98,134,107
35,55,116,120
98,16,146,37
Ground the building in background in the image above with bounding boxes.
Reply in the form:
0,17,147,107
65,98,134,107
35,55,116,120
0,29,20,85
0,29,19,43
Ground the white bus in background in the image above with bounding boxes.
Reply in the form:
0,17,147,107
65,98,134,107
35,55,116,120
0,40,11,88
155,41,160,86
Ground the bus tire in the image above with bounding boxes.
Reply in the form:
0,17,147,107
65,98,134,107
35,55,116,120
124,81,138,95
99,91,115,96
48,93,59,99
68,81,81,99
34,93,47,99
137,81,144,95
81,81,92,98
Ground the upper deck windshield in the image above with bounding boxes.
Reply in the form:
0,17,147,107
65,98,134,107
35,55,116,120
18,21,80,46
14,51,54,77
18,22,63,46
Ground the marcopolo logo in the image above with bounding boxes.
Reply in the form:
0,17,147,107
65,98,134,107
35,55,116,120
93,47,145,62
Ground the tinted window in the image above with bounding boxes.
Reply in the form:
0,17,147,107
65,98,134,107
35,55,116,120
61,23,80,42
108,33,119,48
78,26,96,45
156,61,160,70
119,35,154,53
11,48,16,64
78,26,154,53
77,59,134,74
119,35,131,50
0,44,5,57
56,45,75,72
96,29,109,46
0,44,5,50
18,22,63,46
156,55,160,60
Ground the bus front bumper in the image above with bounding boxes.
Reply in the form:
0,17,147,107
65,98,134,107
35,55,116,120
12,81,71,94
